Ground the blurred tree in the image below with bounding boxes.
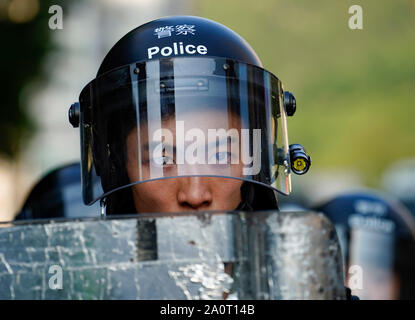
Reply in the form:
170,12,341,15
0,0,74,159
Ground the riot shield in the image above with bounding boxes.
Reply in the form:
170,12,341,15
0,211,346,300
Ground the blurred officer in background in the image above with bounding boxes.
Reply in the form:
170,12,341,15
312,190,415,300
15,163,100,220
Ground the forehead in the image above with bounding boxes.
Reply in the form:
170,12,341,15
127,109,244,151
143,108,243,132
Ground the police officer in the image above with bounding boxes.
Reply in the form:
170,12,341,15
69,15,310,215
312,190,415,299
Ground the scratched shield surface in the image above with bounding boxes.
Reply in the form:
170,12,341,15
0,211,346,300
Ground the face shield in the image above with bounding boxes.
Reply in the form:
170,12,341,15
79,57,291,205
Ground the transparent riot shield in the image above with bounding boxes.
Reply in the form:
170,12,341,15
0,211,346,300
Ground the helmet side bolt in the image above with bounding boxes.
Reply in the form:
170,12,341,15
69,102,80,128
284,91,296,116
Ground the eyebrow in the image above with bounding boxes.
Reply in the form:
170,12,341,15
142,142,176,154
141,135,238,153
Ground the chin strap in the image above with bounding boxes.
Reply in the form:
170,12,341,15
236,182,279,211
235,182,255,211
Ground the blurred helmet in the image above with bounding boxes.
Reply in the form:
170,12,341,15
382,158,415,217
69,16,300,214
15,163,100,220
312,190,415,300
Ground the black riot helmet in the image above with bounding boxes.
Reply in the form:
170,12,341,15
69,16,308,214
15,163,100,220
312,190,415,300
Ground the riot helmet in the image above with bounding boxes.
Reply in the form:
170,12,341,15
312,190,415,300
69,16,310,214
15,163,100,220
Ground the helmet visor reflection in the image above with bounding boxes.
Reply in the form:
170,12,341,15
79,57,291,205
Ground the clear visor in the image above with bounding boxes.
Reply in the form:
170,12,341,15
79,57,291,205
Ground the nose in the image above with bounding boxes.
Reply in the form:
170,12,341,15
177,177,213,210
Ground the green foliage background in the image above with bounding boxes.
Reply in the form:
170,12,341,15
0,0,71,159
196,0,415,187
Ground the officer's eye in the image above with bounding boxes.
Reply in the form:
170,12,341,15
162,155,174,165
150,145,175,166
209,151,232,164
152,155,174,166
